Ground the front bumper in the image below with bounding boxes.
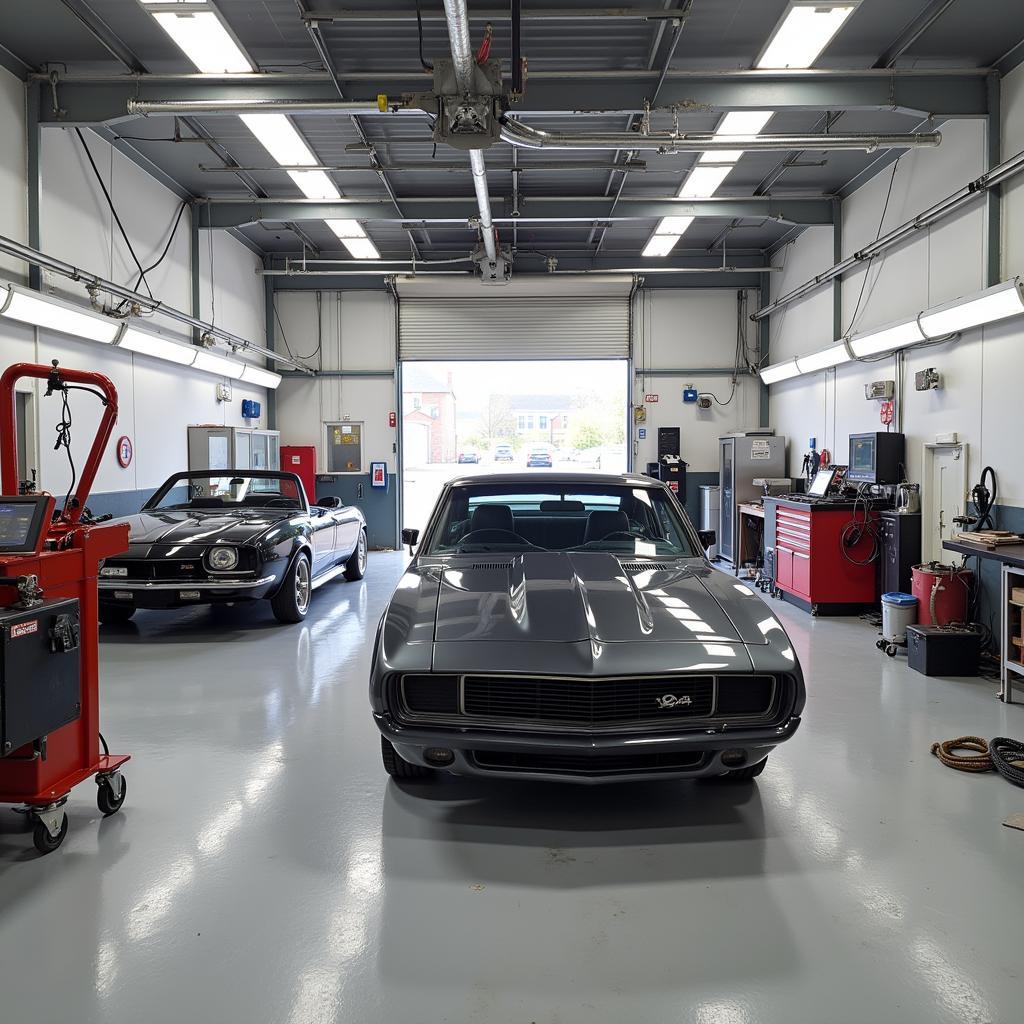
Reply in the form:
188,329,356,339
374,712,801,783
99,575,278,608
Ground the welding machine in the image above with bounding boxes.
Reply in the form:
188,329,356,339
0,361,130,854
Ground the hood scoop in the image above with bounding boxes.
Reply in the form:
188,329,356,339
619,561,670,573
470,562,513,571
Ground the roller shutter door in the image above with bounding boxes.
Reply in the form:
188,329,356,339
398,295,630,361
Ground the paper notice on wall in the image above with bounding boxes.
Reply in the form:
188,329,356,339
750,439,772,461
209,435,229,470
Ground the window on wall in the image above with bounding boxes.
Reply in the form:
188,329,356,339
412,396,421,411
517,415,526,430
526,414,535,430
324,422,363,473
539,415,548,430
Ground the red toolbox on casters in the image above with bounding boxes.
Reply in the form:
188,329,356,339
0,361,131,854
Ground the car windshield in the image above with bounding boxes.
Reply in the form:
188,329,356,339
145,473,304,512
425,482,698,557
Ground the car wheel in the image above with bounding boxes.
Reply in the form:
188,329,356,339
344,528,368,581
98,603,135,624
271,553,311,623
711,757,768,782
381,736,433,780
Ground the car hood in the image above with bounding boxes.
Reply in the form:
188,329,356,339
113,510,287,548
426,552,776,645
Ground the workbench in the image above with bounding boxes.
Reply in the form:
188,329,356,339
943,538,1024,702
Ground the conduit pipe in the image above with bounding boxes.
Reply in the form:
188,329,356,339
500,119,942,154
753,147,1024,321
0,232,315,374
128,97,402,116
442,0,498,264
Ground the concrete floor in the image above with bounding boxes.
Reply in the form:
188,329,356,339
1,551,1022,1023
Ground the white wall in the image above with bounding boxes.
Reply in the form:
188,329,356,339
633,288,762,473
766,113,1024,508
0,96,270,501
274,289,397,474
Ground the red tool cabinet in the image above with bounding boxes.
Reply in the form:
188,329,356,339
772,500,879,613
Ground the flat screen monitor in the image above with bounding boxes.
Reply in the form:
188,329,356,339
849,435,876,478
808,468,836,497
0,496,51,554
848,431,904,484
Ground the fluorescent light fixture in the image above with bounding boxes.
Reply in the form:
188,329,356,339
340,236,382,260
642,234,681,258
678,164,734,198
326,219,368,240
848,317,925,357
0,284,121,343
241,114,342,200
193,349,245,379
918,278,1024,337
796,342,851,373
147,6,253,74
654,216,696,234
699,111,775,163
757,2,860,70
240,364,283,389
118,326,197,365
759,359,801,384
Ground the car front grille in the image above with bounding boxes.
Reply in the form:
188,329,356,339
471,749,706,776
396,673,780,732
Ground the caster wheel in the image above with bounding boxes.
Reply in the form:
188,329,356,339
97,774,127,816
32,813,68,854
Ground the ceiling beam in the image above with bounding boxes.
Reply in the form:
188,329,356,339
36,70,990,125
300,6,690,20
56,0,146,73
198,196,835,229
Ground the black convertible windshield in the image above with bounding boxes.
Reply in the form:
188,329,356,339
145,473,305,512
426,482,698,557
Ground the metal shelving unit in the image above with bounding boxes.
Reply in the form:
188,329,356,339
1000,563,1024,703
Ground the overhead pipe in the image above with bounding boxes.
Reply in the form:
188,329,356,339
0,232,315,374
127,97,404,116
197,160,646,173
752,146,1024,321
441,0,498,264
500,119,942,154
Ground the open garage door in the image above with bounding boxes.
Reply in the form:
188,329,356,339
396,275,633,361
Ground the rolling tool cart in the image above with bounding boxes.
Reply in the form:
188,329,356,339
0,361,130,854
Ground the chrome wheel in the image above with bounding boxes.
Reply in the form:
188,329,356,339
294,557,311,613
357,530,367,574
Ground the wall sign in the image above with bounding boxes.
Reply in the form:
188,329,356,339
638,428,647,439
116,435,133,468
370,462,388,489
388,411,397,428
644,394,659,403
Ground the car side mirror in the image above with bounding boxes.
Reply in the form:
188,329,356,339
401,527,419,555
319,495,342,509
698,529,716,550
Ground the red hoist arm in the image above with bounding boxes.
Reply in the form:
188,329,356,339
0,361,119,526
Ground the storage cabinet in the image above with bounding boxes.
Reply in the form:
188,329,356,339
768,499,880,612
188,426,280,473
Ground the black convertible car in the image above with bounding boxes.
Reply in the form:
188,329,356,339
370,472,805,785
98,470,367,624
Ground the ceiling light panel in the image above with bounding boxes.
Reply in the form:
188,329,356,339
642,234,681,259
698,112,775,164
757,2,860,70
147,5,253,74
0,285,121,344
678,164,734,198
326,220,368,240
796,343,851,373
918,279,1024,336
240,114,317,167
341,237,382,261
848,318,925,357
118,326,198,365
655,216,696,234
759,359,801,384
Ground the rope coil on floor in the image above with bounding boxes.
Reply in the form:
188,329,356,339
930,736,994,772
990,737,1024,787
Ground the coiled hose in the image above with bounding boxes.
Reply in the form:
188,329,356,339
930,736,993,772
990,737,1024,787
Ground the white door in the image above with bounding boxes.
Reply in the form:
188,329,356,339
922,443,969,562
404,422,430,469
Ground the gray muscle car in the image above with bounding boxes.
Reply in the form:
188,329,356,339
98,470,367,625
371,472,805,785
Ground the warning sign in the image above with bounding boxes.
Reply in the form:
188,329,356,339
10,620,38,639
750,439,772,460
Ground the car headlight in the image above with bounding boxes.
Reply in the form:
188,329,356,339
208,546,239,571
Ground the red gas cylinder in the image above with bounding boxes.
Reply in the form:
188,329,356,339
911,563,973,626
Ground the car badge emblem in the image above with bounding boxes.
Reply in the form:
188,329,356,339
655,694,692,709
180,563,195,571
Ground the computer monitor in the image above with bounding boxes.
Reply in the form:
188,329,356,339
848,432,905,485
0,495,52,554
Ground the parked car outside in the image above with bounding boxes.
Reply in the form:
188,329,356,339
457,447,481,464
526,445,553,468
493,443,515,462
372,472,805,785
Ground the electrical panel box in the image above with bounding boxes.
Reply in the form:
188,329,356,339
915,368,942,391
241,399,261,419
864,380,895,400
1,599,81,756
682,387,699,404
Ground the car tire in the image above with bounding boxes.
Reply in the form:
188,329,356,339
381,736,433,780
98,603,135,624
712,757,768,782
344,528,368,581
271,552,312,623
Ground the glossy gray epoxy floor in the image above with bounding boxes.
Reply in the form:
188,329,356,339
1,552,1022,1024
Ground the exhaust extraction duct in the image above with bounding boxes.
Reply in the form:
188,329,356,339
442,0,498,266
500,120,942,154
